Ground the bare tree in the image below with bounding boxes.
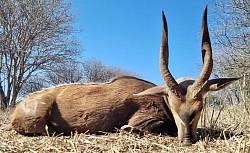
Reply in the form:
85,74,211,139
211,0,250,108
83,58,140,83
19,59,139,97
45,61,84,85
0,0,80,109
20,61,83,97
19,75,49,99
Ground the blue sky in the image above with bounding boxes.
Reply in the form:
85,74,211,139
71,0,213,85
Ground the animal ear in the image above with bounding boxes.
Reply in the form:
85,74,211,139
207,78,240,91
133,85,168,97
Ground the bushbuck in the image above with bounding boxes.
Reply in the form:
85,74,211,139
2,7,239,146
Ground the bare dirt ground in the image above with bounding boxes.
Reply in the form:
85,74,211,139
0,105,249,153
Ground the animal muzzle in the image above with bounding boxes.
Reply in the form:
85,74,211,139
181,125,197,146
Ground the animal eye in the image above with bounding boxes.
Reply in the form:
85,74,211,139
190,106,203,123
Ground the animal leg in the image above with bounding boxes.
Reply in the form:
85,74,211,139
130,117,177,136
120,125,144,135
127,115,168,134
0,124,12,131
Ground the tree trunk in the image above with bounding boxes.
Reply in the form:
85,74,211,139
0,85,8,110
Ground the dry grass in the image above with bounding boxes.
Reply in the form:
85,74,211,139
0,105,250,153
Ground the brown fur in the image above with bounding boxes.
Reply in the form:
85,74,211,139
5,76,177,136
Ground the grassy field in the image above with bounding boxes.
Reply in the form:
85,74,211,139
0,104,249,153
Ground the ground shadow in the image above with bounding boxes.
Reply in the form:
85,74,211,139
197,127,237,140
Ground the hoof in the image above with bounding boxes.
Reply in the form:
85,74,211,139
0,124,12,131
121,125,144,136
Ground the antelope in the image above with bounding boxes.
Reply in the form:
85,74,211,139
2,7,239,146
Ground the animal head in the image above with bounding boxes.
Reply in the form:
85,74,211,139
134,6,240,146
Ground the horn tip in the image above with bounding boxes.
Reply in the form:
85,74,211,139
202,5,210,43
203,6,208,22
162,10,165,16
161,10,167,29
162,10,166,22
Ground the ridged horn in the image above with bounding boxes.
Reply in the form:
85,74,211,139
191,6,213,96
160,11,182,98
